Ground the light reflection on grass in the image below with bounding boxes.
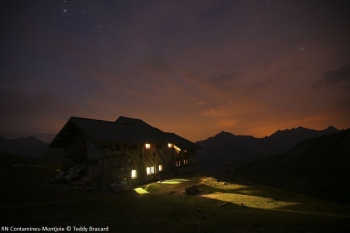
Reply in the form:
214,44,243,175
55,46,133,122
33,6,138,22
134,179,189,194
202,192,297,209
201,177,297,209
200,176,350,218
161,179,189,184
134,188,149,194
202,192,350,218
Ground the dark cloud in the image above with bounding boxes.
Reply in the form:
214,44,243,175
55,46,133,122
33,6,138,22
207,73,235,91
319,63,350,86
292,65,303,72
183,65,236,92
137,57,172,79
0,89,79,117
0,89,52,117
243,82,266,96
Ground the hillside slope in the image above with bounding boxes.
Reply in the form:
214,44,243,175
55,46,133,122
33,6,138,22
0,136,48,157
237,129,350,203
196,126,340,171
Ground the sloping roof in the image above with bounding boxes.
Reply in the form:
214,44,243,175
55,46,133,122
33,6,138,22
115,116,153,128
165,133,201,150
50,116,200,150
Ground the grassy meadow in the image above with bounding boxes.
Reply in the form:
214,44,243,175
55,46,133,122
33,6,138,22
1,157,349,233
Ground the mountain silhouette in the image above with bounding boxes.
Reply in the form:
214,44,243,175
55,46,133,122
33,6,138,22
237,128,350,203
0,136,48,157
195,126,340,171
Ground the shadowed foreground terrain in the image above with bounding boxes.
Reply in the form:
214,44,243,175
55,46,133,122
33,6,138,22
237,129,350,204
0,155,349,233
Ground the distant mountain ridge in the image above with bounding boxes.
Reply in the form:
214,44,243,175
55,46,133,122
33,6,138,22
237,128,350,203
0,136,49,157
0,126,340,160
195,126,340,171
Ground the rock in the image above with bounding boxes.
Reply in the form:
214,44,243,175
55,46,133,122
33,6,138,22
185,185,199,195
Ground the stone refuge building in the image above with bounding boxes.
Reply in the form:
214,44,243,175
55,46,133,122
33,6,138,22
50,116,200,188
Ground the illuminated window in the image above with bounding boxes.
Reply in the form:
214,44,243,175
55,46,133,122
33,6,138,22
176,160,181,167
145,144,151,149
146,166,154,175
168,143,172,148
158,164,163,171
184,159,189,165
174,145,181,152
131,170,137,179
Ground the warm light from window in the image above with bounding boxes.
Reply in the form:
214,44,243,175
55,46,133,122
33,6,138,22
159,164,163,171
131,169,137,179
146,166,154,175
168,143,172,148
145,143,151,149
174,145,181,151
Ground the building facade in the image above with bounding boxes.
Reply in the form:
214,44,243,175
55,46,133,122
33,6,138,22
50,116,200,188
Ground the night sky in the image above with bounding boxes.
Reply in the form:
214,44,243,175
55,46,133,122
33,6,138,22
1,0,350,143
